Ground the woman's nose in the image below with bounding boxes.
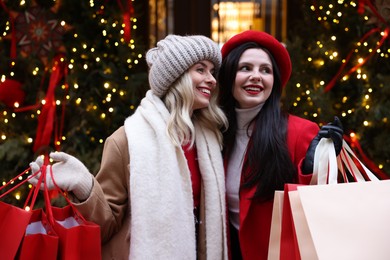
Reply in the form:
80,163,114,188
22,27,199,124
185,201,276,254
249,71,261,82
206,73,217,86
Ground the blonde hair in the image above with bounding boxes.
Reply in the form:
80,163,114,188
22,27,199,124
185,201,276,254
163,72,228,148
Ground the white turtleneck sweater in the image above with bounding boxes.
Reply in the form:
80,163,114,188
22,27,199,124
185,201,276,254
226,103,263,230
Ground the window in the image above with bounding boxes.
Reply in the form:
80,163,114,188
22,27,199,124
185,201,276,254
211,0,287,46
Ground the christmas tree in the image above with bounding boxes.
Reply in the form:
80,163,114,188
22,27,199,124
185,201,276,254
284,0,390,178
0,0,148,207
1,0,389,208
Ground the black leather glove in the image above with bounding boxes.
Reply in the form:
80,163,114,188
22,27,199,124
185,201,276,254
302,116,344,174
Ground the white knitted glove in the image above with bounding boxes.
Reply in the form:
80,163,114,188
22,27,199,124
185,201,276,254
29,152,93,201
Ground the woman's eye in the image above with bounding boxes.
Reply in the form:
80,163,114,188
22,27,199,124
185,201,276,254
239,66,250,71
260,67,272,74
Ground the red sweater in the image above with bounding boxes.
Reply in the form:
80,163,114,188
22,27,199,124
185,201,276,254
183,144,201,209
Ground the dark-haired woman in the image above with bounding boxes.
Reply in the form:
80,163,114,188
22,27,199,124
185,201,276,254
218,30,343,260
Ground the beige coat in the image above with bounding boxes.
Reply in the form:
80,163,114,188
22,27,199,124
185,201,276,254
74,126,212,260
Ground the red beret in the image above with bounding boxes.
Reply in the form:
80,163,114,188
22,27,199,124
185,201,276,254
221,30,292,88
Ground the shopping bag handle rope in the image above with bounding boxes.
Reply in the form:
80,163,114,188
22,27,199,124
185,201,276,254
43,165,87,224
310,138,379,185
0,167,36,194
340,140,379,182
0,167,44,210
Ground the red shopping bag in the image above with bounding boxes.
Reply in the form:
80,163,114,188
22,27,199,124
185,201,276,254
0,201,32,260
43,166,101,260
279,184,303,260
0,168,41,260
48,205,101,260
268,184,303,260
16,208,59,260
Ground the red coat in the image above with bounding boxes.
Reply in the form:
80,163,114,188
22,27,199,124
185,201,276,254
227,115,320,260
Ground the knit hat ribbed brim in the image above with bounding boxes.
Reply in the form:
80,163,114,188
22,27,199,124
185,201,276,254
146,35,221,97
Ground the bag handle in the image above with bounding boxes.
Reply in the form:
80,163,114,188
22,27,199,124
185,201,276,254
0,167,36,195
43,165,87,225
0,167,43,210
311,138,338,185
339,140,379,182
310,138,379,185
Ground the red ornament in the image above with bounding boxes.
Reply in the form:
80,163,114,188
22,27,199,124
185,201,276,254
0,79,25,108
14,6,65,59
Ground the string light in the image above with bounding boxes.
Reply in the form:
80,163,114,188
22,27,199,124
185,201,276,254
0,0,146,201
285,0,389,174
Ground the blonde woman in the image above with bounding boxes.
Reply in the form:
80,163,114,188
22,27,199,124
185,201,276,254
30,34,229,260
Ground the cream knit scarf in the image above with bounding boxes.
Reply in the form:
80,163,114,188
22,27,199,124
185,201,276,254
124,90,227,260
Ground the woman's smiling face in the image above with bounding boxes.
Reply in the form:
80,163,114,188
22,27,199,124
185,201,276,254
233,48,274,109
189,60,217,111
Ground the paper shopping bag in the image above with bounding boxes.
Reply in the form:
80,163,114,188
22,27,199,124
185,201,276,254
0,167,43,260
49,205,101,260
279,184,301,260
286,138,385,260
293,180,390,260
288,190,317,260
16,208,59,260
42,163,102,260
0,201,32,260
268,184,303,260
268,191,284,260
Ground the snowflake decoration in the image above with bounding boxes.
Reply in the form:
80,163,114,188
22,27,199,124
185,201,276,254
14,5,66,59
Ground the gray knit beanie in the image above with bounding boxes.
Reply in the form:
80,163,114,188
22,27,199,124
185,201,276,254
145,34,222,97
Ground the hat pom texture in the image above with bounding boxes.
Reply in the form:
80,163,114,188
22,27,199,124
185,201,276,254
146,35,222,97
221,30,292,88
